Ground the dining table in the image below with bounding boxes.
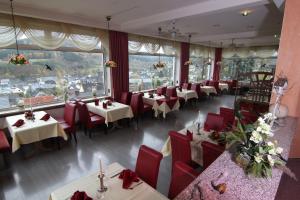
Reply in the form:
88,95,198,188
176,89,198,101
143,93,180,118
200,86,217,96
86,101,133,126
5,111,67,153
161,124,217,166
219,82,229,91
49,162,168,200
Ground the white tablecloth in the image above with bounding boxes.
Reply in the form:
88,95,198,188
87,102,133,125
176,89,198,101
143,94,165,106
200,86,217,96
49,162,168,200
161,125,216,166
219,83,229,91
5,111,67,153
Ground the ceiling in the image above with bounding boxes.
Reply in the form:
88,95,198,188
0,0,285,47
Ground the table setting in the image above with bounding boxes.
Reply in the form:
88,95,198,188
200,86,217,96
176,89,198,101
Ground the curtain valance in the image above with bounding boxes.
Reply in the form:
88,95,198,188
190,44,215,58
0,13,108,51
222,46,278,59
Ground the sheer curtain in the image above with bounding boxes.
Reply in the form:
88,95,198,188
222,46,278,59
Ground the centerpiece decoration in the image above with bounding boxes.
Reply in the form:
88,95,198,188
226,113,297,179
8,0,29,65
105,16,117,68
153,27,166,69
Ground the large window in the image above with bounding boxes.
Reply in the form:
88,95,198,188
188,57,210,82
129,54,175,91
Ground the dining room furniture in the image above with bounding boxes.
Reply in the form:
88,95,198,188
201,141,225,169
0,130,10,166
49,162,168,200
168,161,199,199
5,111,67,153
156,86,167,96
119,92,132,105
204,113,225,132
182,83,191,90
208,81,221,94
166,87,185,108
219,107,235,130
135,145,163,189
131,93,152,123
55,102,77,143
200,85,217,96
77,102,107,138
174,117,297,200
218,82,229,91
240,110,259,125
87,101,133,126
191,83,206,100
176,89,198,102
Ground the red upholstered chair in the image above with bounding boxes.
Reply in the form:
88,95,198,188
191,83,206,100
219,107,235,130
167,87,185,108
119,92,132,105
135,145,163,189
77,102,106,138
0,130,10,166
201,141,225,169
208,81,221,94
204,113,225,132
182,83,191,90
168,161,200,199
241,111,258,125
58,102,78,143
130,93,152,122
169,131,198,170
156,86,167,96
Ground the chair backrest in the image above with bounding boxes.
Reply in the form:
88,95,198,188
77,102,91,126
219,107,235,129
135,145,163,189
241,111,258,124
130,93,144,117
120,92,132,105
191,83,201,97
169,131,192,169
64,102,76,128
168,161,199,199
157,87,167,95
166,87,177,97
201,141,225,169
204,113,224,131
182,83,191,90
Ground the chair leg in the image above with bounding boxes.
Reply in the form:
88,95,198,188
104,125,107,135
84,127,87,136
73,132,78,144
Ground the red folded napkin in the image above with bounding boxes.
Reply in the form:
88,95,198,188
103,102,107,109
94,99,99,106
119,169,140,189
186,129,193,141
40,113,50,121
13,119,25,127
71,191,92,200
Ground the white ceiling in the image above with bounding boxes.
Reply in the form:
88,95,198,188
0,0,284,47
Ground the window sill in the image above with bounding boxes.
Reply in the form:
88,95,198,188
0,96,108,118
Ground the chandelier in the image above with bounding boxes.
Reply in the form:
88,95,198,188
105,16,117,68
204,41,212,65
153,27,166,69
8,0,29,65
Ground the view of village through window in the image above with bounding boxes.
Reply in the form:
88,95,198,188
188,57,210,82
129,54,175,91
0,48,104,110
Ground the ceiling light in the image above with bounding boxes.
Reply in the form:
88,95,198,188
240,10,252,16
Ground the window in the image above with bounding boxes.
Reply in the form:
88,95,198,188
0,35,105,110
188,57,210,82
129,54,175,91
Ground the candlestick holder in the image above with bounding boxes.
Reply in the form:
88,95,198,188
98,173,107,193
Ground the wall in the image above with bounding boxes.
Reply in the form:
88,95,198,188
271,0,300,158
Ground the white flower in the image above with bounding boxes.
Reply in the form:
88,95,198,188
267,141,274,147
254,153,263,163
250,131,263,143
267,155,275,166
268,148,277,155
276,147,283,154
256,127,262,132
258,117,264,124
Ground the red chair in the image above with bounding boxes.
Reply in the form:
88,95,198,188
241,111,258,125
169,131,198,170
208,81,221,94
57,102,78,143
135,145,163,189
201,141,225,169
219,107,235,130
182,83,191,90
0,130,10,165
191,83,206,100
157,87,167,96
77,102,106,138
168,161,199,199
119,92,132,105
130,93,152,123
204,113,225,132
166,87,185,108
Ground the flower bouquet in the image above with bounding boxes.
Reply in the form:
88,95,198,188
226,113,297,179
105,60,117,67
9,54,29,65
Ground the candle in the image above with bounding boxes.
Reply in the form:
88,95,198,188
100,159,103,175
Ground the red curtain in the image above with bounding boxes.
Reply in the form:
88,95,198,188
180,42,190,85
109,31,129,101
213,48,222,81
